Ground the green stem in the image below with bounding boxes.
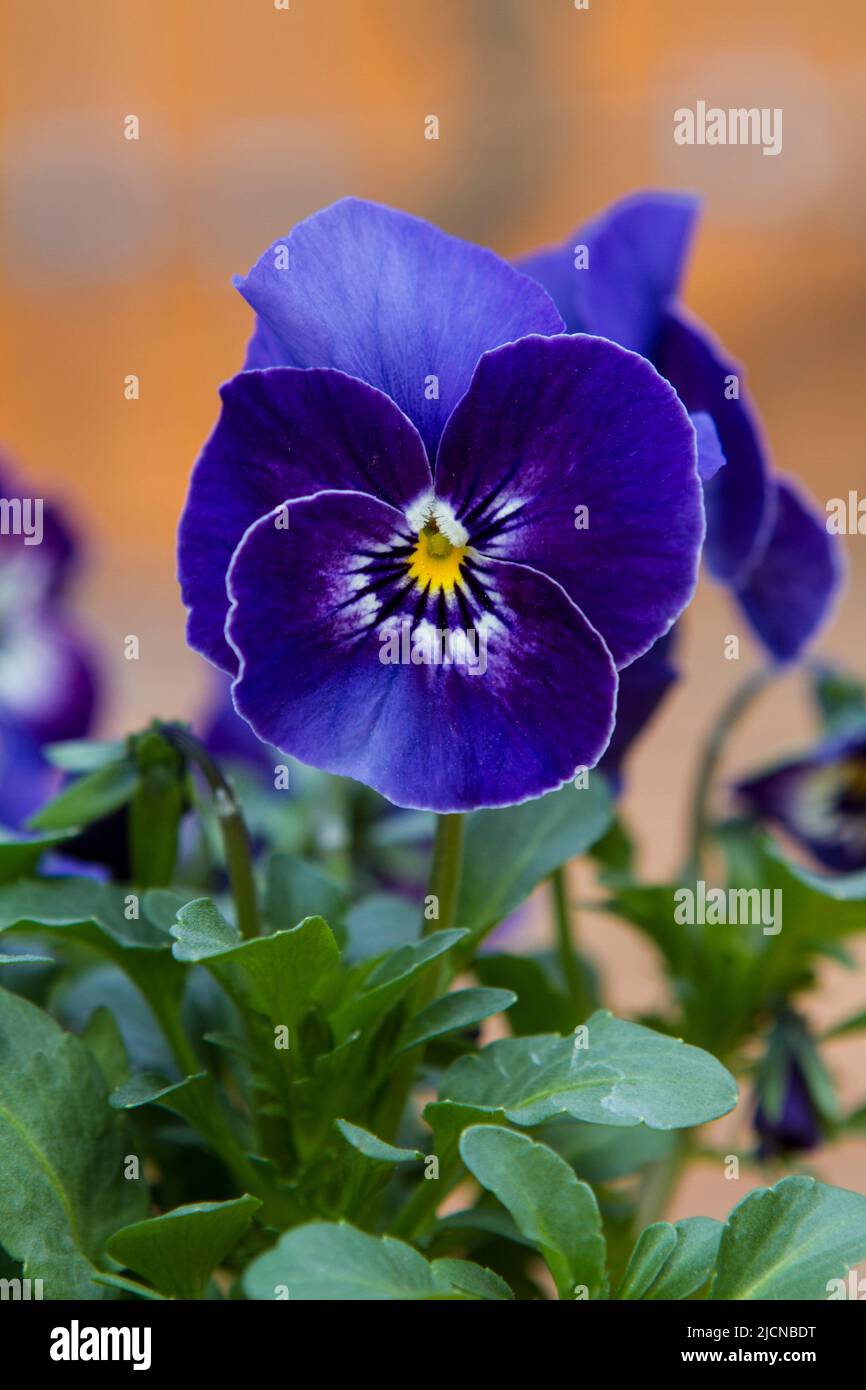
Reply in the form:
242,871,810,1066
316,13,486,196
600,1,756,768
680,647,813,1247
551,865,590,1022
377,813,465,1143
685,667,775,879
423,813,465,938
159,723,260,940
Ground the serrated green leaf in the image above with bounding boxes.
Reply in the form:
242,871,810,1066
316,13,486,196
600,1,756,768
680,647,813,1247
457,781,613,937
0,989,147,1298
430,1257,513,1300
106,1195,261,1299
330,929,468,1040
397,987,516,1054
711,1175,866,1300
170,899,339,1032
440,1011,738,1130
459,1125,606,1299
616,1217,722,1300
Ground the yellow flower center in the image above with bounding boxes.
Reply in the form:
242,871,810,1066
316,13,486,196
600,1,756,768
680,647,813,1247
407,521,466,594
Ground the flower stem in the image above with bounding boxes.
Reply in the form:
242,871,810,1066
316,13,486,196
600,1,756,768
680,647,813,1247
551,865,591,1022
158,723,260,940
423,813,465,937
377,813,465,1143
685,667,775,879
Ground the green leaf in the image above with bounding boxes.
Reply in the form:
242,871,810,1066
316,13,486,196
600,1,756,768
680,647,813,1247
617,1217,722,1300
0,988,147,1298
334,1119,422,1167
0,879,187,1071
106,1195,261,1299
475,952,573,1035
28,757,140,831
459,1125,606,1299
397,987,516,1054
430,1257,513,1300
0,828,74,883
343,893,419,962
541,1119,675,1182
823,1007,866,1040
244,1222,439,1301
171,899,340,1032
0,951,54,966
711,1175,866,1300
128,731,187,888
330,929,468,1040
440,1011,738,1130
457,781,613,937
265,852,348,931
45,738,127,773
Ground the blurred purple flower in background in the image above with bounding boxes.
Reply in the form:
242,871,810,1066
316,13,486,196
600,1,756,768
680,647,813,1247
520,192,843,665
0,450,99,827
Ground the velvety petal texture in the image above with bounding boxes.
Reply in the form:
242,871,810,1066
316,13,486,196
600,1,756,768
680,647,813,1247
226,491,617,812
737,730,866,873
733,479,843,664
434,334,703,668
178,367,433,672
654,310,770,584
519,192,699,354
235,198,563,460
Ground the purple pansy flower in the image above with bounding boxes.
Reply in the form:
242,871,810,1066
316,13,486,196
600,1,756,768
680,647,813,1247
0,453,97,748
520,192,842,664
737,729,866,873
0,451,99,826
179,199,704,812
752,1010,827,1157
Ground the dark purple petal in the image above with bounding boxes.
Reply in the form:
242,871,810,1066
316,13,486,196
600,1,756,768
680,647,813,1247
226,489,617,812
0,613,98,744
737,731,866,873
235,198,563,461
654,310,771,584
600,628,679,791
178,366,434,672
692,411,726,483
434,334,703,669
754,1058,822,1156
519,192,699,355
734,478,843,664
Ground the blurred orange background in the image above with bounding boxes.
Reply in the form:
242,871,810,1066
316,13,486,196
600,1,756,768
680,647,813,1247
1,0,864,1220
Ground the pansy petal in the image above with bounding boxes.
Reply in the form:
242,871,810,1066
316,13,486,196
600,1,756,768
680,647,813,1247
600,628,678,792
654,309,770,583
434,334,703,669
519,192,699,355
737,732,866,873
0,720,58,829
178,366,434,673
734,478,843,663
235,197,563,460
0,614,97,744
226,490,617,813
692,411,726,483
